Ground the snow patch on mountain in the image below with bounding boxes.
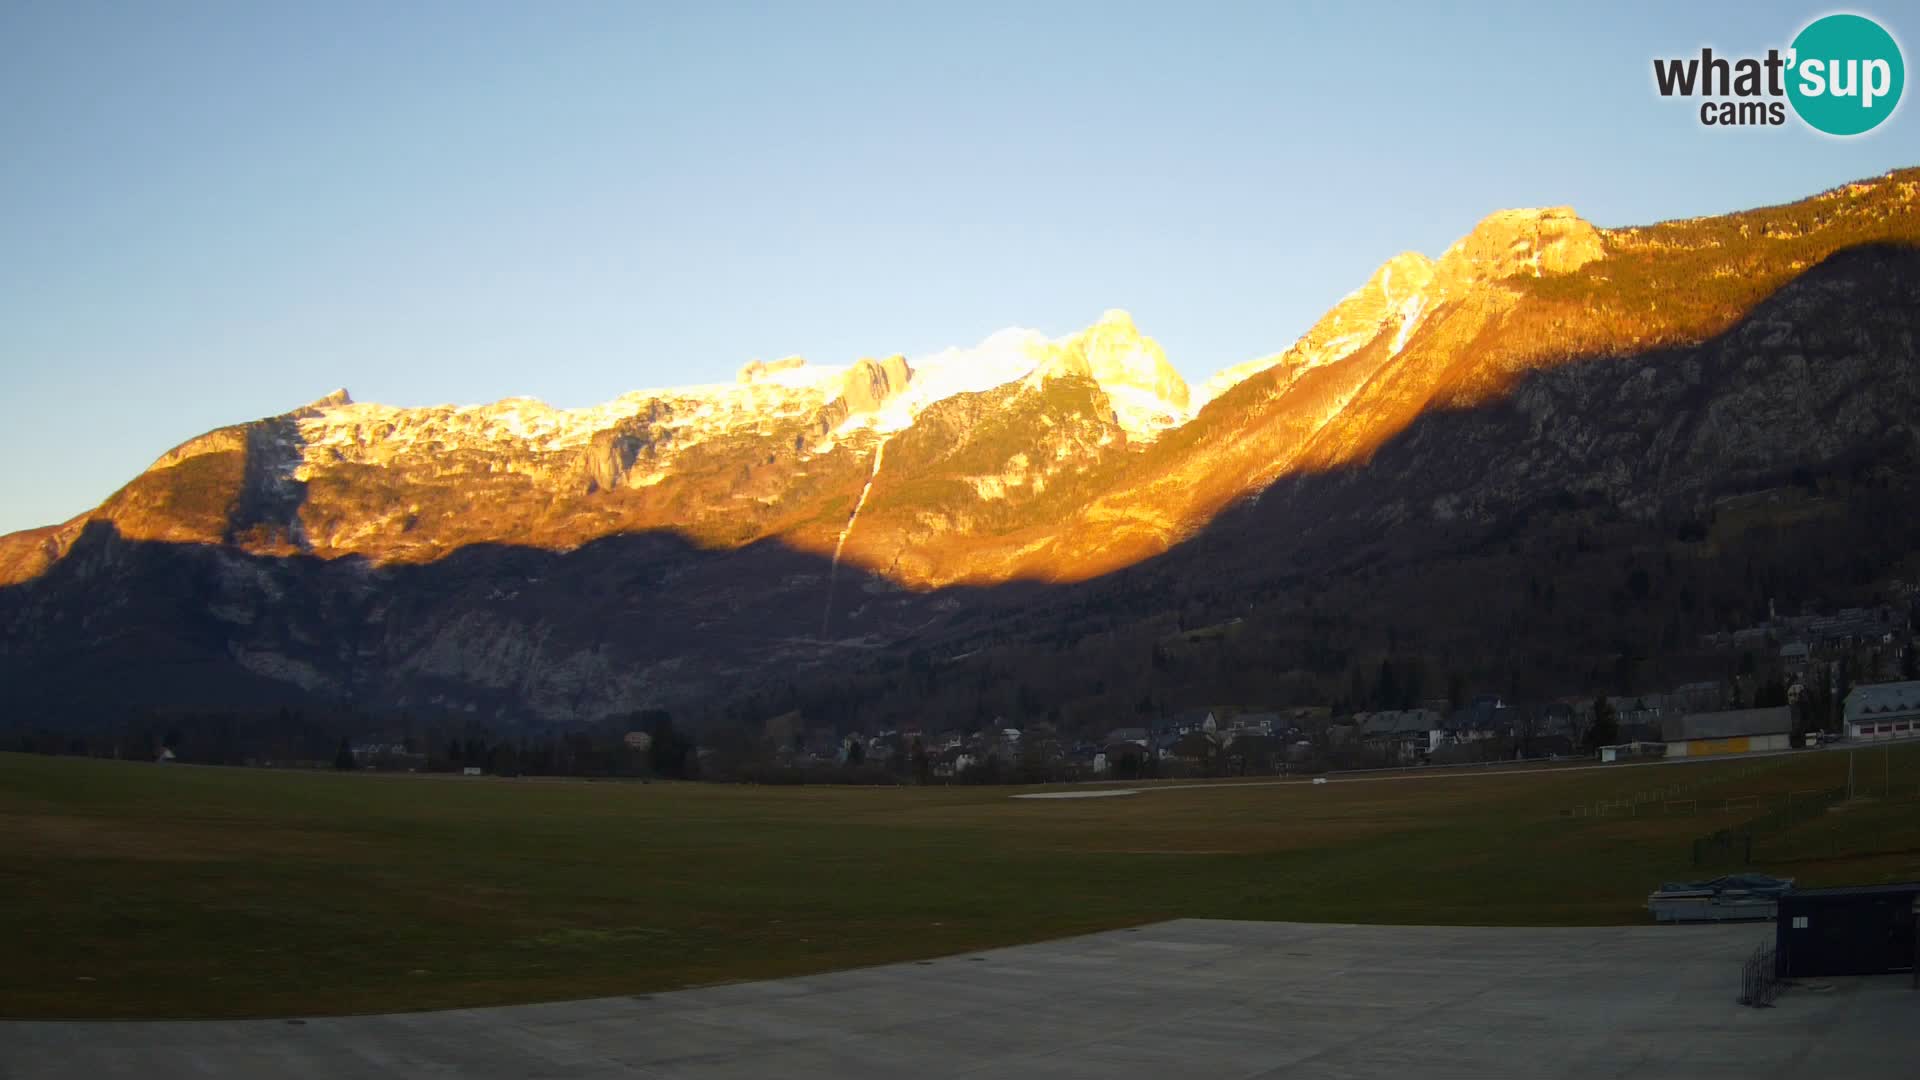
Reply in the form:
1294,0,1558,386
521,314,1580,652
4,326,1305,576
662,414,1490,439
1022,309,1190,439
282,206,1600,485
861,327,1050,435
839,312,1190,443
1387,293,1427,356
293,361,853,476
282,311,1190,489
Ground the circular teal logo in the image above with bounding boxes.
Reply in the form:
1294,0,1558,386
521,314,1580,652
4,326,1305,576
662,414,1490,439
1787,14,1904,135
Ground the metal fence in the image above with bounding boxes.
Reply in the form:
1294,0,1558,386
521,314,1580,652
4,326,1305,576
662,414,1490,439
1559,756,1795,819
1738,943,1780,1007
1687,782,1920,866
1687,787,1847,866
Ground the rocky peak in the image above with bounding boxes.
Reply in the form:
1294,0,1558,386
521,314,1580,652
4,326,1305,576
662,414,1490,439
1373,252,1437,306
1028,310,1190,439
737,356,809,384
1086,310,1188,406
1435,206,1604,284
1201,208,1604,404
838,355,913,415
289,388,353,420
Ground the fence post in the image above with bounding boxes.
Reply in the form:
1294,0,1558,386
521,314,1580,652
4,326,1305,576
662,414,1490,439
1739,944,1779,1006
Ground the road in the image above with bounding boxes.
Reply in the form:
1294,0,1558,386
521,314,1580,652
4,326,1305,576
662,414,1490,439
6,920,1912,1078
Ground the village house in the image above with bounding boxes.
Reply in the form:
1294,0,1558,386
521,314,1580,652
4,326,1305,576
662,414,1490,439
1605,696,1669,742
350,741,407,758
1779,641,1812,673
1221,731,1285,773
1357,709,1441,761
1844,680,1920,742
837,733,868,764
1163,708,1218,735
932,746,975,778
1703,605,1899,655
1165,731,1218,766
1218,712,1284,748
1066,742,1100,771
804,727,840,758
351,742,425,769
1525,704,1580,757
1150,730,1181,761
1092,739,1152,776
1444,696,1511,744
1233,711,1282,736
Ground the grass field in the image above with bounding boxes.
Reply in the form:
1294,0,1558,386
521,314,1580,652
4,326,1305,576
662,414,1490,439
3,746,1918,1019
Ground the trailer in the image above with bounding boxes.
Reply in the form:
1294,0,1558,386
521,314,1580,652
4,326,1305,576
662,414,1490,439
1647,873,1794,923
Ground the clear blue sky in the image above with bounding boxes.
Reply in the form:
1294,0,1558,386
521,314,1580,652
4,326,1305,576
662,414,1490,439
1,1,1913,534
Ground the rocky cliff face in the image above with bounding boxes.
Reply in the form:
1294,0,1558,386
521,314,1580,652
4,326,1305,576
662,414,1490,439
838,355,913,415
2,169,1916,726
1030,309,1191,437
1438,206,1605,279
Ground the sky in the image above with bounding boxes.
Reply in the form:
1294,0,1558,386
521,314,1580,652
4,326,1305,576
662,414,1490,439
1,1,1914,534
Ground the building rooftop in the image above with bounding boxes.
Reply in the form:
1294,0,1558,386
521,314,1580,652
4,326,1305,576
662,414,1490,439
1662,706,1792,742
1845,680,1920,722
1360,709,1440,736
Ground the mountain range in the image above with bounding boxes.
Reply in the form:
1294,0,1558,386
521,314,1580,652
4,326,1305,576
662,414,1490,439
3,169,1918,734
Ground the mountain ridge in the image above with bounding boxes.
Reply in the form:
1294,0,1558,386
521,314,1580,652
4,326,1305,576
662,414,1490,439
2,168,1918,729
